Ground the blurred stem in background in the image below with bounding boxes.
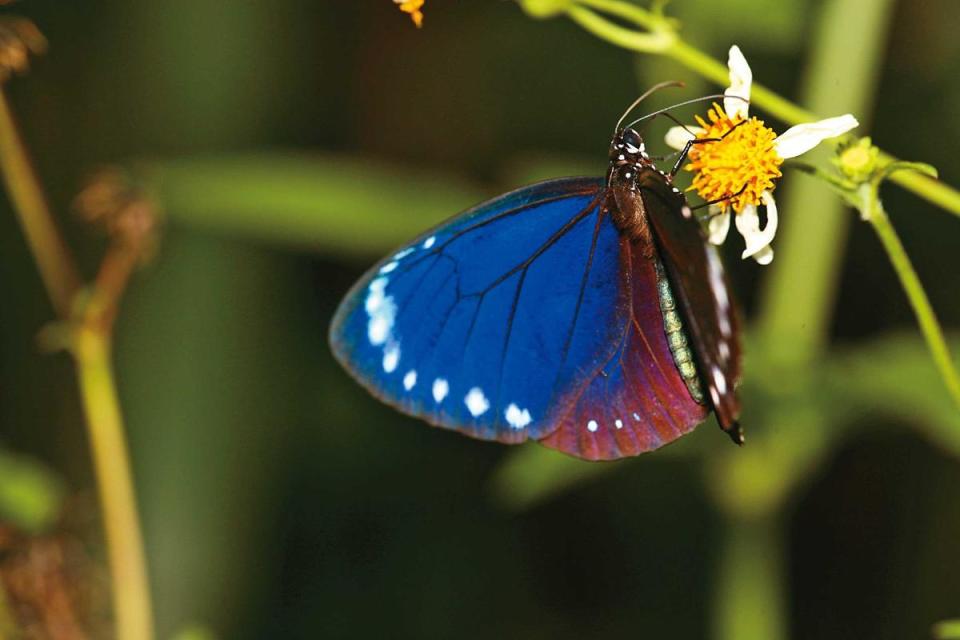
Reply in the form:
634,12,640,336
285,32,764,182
0,29,155,640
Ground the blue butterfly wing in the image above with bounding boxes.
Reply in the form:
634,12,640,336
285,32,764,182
330,177,625,443
330,176,710,458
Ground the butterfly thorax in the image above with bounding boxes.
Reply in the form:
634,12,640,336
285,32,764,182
605,128,662,253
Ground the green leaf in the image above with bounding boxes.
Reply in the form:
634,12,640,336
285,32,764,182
878,160,939,182
489,423,707,511
144,154,485,258
934,619,960,640
824,333,960,455
489,444,621,511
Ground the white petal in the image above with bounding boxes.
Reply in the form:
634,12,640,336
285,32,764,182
664,125,704,151
724,45,752,120
707,208,731,245
735,192,779,261
772,114,859,159
752,245,774,265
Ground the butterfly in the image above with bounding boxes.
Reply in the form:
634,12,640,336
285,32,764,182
329,83,743,461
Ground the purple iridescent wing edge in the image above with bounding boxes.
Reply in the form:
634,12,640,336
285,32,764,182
537,228,710,460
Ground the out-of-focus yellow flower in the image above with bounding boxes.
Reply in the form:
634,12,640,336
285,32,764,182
394,0,425,28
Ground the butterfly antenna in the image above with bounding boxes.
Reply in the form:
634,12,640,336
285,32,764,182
641,108,701,141
625,94,750,129
614,80,686,134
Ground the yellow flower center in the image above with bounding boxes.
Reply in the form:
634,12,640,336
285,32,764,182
685,104,783,213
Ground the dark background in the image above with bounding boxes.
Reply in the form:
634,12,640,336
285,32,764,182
0,1,958,638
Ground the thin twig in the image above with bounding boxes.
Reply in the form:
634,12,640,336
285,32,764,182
0,91,80,316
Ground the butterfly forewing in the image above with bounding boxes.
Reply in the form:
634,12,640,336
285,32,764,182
638,171,743,433
330,178,613,443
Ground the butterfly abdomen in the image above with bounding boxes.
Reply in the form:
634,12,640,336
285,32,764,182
655,259,706,404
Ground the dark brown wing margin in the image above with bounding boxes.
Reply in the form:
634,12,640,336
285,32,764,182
638,169,743,441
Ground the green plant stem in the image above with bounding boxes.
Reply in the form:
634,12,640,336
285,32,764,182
867,198,960,410
567,6,672,53
0,87,155,639
712,516,786,640
0,91,81,317
554,1,960,218
75,329,154,640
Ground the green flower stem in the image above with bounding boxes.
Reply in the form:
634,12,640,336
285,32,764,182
0,87,155,639
865,192,960,410
883,162,960,216
545,1,960,218
567,6,671,53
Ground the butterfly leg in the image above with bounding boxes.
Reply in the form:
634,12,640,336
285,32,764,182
668,119,750,178
690,183,749,211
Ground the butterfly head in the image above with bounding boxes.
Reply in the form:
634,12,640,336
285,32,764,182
610,127,651,168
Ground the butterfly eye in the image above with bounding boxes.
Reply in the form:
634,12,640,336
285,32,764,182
621,129,644,154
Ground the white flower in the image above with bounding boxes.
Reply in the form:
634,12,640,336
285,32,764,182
665,45,859,265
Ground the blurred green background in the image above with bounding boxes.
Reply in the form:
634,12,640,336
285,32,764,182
1,0,958,638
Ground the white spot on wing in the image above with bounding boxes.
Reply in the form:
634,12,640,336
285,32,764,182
432,378,449,403
422,236,436,249
615,419,623,429
632,412,640,421
719,341,731,361
587,420,599,433
504,403,532,429
713,369,728,395
382,343,400,373
393,247,415,260
365,277,396,346
379,261,399,274
403,370,417,391
465,387,490,417
369,301,395,343
365,277,388,313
